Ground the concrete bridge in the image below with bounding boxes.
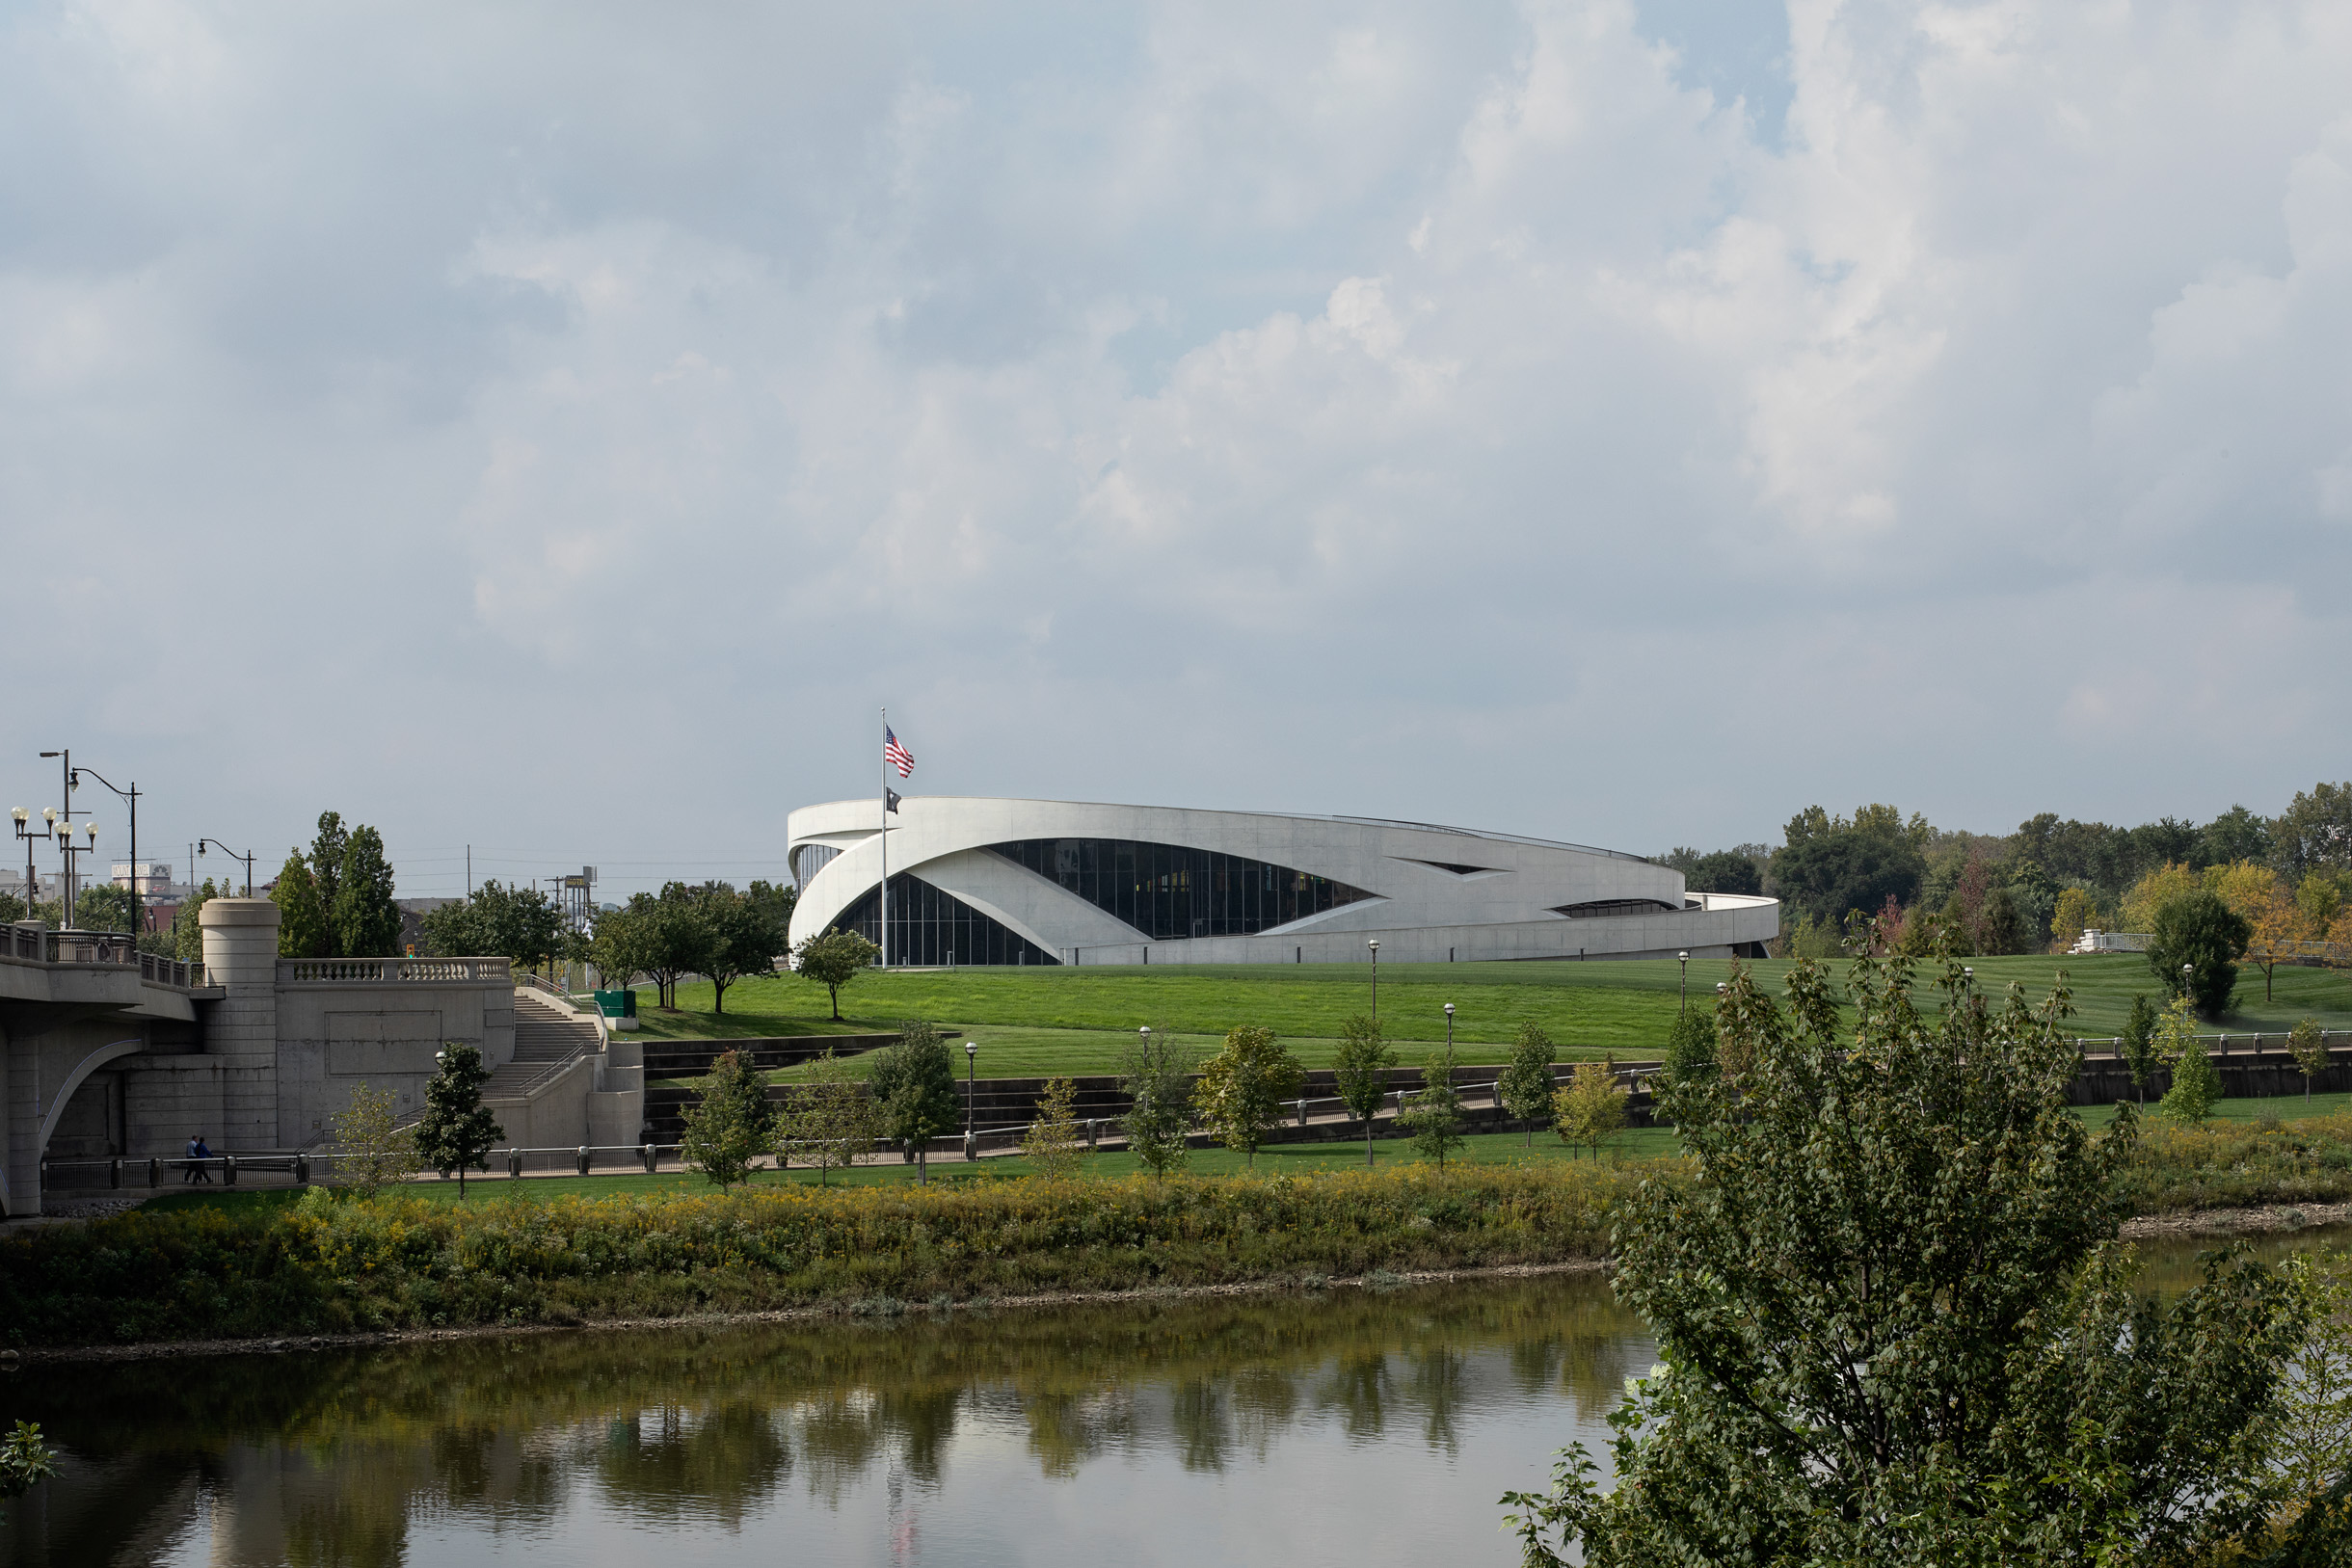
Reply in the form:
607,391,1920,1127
0,899,644,1215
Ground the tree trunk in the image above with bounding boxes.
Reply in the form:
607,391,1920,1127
1365,1118,1374,1167
918,1145,927,1184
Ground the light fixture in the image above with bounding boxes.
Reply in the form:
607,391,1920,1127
42,806,55,823
9,807,23,825
85,823,96,843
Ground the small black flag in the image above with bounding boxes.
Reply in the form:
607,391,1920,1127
886,789,901,814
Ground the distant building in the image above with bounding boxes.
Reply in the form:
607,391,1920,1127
788,796,1779,965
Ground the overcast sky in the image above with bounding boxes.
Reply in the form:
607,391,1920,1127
4,1,2348,899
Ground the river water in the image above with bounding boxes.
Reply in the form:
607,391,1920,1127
3,1232,2342,1568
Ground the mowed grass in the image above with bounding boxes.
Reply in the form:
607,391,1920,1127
631,956,2352,1081
132,1087,2352,1218
141,1126,1676,1214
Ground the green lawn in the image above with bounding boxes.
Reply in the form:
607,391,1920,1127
141,1127,1677,1213
134,1088,2352,1218
628,956,2352,1081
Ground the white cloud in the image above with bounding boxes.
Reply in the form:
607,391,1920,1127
2,0,2349,893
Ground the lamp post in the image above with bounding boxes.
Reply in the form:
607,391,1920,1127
965,1039,977,1139
1678,950,1690,1014
69,766,141,938
1368,939,1380,1021
1444,1000,1455,1053
2183,961,2194,1007
10,807,43,919
58,820,97,925
197,838,257,898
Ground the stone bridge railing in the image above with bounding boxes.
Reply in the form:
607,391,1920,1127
1,921,206,988
277,956,514,984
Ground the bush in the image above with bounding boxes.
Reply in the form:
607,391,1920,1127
0,1164,1649,1348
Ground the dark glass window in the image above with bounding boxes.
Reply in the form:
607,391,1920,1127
828,875,1060,966
986,838,1375,940
790,843,840,891
1549,899,1678,919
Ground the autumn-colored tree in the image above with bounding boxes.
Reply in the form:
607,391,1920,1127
2122,860,2203,933
2241,879,2306,1002
2288,1018,2332,1103
2048,886,2102,953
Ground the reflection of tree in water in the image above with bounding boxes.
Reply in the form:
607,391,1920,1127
594,1402,791,1528
1169,1378,1230,1473
1320,1351,1392,1443
1406,1345,1467,1455
5,1272,1646,1562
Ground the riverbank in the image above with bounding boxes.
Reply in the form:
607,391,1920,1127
9,1113,2350,1355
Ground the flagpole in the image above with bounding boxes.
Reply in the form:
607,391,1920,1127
879,704,889,969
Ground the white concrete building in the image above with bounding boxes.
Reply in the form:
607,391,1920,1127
788,798,1777,965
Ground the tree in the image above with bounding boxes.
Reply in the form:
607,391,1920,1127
174,878,221,961
2149,888,2250,1019
1659,1006,1717,1096
72,880,134,932
1398,1043,1467,1169
1195,1024,1304,1169
2155,995,2220,1125
332,824,402,957
868,1021,960,1183
1020,1076,1085,1178
1504,943,2307,1566
419,880,564,970
680,1048,773,1187
1977,886,2027,955
2119,993,2160,1109
1685,850,1763,896
745,879,796,954
411,1043,505,1198
587,900,653,989
1121,1025,1196,1178
0,1421,57,1528
2049,885,2101,952
2239,878,2305,1002
308,811,350,919
2276,1251,2352,1513
1498,1020,1560,1147
331,1081,414,1196
2290,1017,2331,1103
776,1050,879,1185
684,883,781,1016
2123,860,2204,933
0,890,22,925
1331,1012,1398,1165
794,928,877,1021
272,851,333,958
1769,805,1927,927
1552,1058,1627,1159
2274,781,2352,879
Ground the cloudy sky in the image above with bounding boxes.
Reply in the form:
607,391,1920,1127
4,0,2348,898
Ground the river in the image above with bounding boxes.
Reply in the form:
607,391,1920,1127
2,1231,2342,1567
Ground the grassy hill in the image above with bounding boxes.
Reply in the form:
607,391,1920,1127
629,954,2352,1080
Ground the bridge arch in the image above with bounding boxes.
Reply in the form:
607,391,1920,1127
38,1037,147,1154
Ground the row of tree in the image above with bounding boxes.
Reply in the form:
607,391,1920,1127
271,811,403,958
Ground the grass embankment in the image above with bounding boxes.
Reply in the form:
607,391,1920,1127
631,958,2352,1079
0,1164,1641,1349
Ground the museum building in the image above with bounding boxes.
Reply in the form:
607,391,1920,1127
786,797,1777,966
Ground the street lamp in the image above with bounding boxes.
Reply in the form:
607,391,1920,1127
197,837,257,898
58,820,97,925
2183,962,2195,1005
1368,939,1380,1021
70,766,142,938
965,1039,978,1140
10,807,43,921
1678,950,1690,1014
1444,1000,1455,1053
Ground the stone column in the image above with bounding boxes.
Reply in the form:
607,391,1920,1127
200,898,281,1151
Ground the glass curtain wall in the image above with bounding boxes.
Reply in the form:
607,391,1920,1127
830,874,1060,966
986,838,1374,941
789,843,841,892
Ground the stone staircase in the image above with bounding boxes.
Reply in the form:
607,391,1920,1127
488,991,601,1099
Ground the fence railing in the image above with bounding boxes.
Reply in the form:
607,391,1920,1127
279,956,514,983
1,922,205,987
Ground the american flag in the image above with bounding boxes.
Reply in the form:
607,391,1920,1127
884,727,914,778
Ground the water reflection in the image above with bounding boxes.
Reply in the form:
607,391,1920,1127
1,1273,1649,1567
